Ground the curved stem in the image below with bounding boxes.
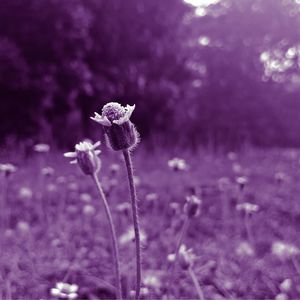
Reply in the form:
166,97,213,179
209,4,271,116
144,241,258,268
92,173,122,300
188,267,205,300
122,149,141,300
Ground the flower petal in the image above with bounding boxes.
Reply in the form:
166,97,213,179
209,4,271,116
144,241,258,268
93,141,101,149
113,104,135,125
70,159,77,164
94,150,101,156
64,152,77,158
90,113,111,126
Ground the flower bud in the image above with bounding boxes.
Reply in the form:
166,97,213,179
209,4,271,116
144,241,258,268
64,141,101,176
91,102,139,151
184,195,201,218
178,244,196,270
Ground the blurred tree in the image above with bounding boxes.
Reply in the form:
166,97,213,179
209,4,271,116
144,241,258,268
0,0,300,148
183,0,300,147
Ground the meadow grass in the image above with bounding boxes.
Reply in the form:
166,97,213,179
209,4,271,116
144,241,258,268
0,146,300,299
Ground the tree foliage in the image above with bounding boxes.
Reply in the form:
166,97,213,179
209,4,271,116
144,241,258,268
0,0,300,147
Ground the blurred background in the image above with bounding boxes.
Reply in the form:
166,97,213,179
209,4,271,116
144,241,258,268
1,0,300,149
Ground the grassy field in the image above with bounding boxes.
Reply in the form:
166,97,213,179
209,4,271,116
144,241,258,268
0,145,300,299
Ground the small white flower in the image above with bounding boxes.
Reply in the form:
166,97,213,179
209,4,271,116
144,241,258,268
41,166,55,177
50,288,60,297
0,163,17,176
168,157,188,171
272,241,300,258
18,187,33,200
280,278,292,292
83,204,96,216
79,193,92,203
145,193,158,202
178,244,196,270
236,202,259,214
33,143,50,153
236,241,255,257
119,227,147,245
236,176,248,188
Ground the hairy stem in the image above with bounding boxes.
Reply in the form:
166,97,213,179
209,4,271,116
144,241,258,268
188,267,205,300
92,173,122,300
122,149,141,300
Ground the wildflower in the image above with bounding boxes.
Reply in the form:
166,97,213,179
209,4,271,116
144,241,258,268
236,241,254,257
64,141,101,175
275,293,288,300
119,226,147,245
47,183,57,193
83,204,96,216
272,241,300,258
145,193,158,202
91,102,138,150
110,163,121,175
67,182,78,192
178,244,196,270
184,195,201,218
16,221,30,234
18,187,33,200
41,166,55,177
143,271,162,292
116,202,131,214
33,143,50,153
50,282,79,299
236,202,259,214
0,163,17,177
168,157,188,171
79,193,92,203
56,176,66,184
236,176,248,190
280,278,292,292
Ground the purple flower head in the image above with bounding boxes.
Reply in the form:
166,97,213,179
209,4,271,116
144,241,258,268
64,141,101,175
91,102,139,151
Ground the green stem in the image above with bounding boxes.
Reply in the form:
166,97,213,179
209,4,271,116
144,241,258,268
92,173,122,300
188,267,205,300
122,149,141,300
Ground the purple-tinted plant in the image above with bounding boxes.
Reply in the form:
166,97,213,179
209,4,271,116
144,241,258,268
178,244,204,300
0,163,17,229
167,195,201,298
91,102,141,299
236,202,259,246
64,141,122,300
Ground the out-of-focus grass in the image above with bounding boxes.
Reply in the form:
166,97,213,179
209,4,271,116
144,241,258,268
1,146,300,299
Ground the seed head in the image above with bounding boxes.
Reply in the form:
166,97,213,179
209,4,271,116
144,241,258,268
64,141,101,175
91,102,139,150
